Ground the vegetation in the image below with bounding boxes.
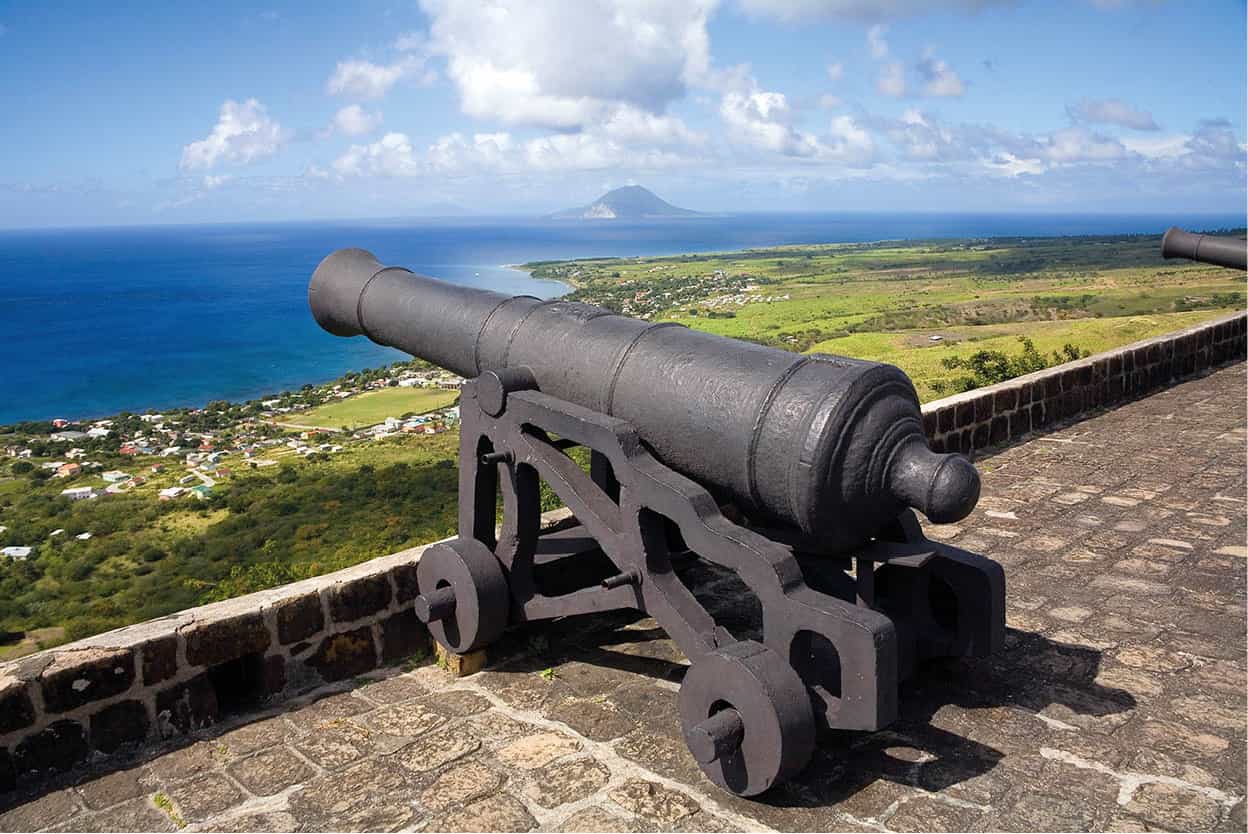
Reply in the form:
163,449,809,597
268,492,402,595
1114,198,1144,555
1,230,1241,654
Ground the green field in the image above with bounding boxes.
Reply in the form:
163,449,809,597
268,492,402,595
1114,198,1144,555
278,387,459,430
533,234,1244,401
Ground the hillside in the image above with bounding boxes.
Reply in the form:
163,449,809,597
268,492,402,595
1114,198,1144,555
548,185,700,220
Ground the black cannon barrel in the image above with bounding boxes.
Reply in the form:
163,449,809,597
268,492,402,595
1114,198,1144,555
1161,227,1247,270
309,248,980,550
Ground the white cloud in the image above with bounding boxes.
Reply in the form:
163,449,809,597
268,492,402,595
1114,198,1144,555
1066,98,1158,131
818,93,843,109
202,174,232,189
916,52,964,96
739,0,1012,22
867,24,890,59
330,104,383,137
826,62,844,81
180,99,288,170
877,61,907,97
721,89,821,157
326,56,433,100
333,132,422,177
394,31,426,52
420,0,716,130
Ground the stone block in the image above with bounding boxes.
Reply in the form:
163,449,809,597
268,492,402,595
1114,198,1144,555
40,647,135,713
434,642,487,677
15,719,88,776
183,612,270,668
226,746,316,797
142,634,179,685
954,401,975,429
89,699,151,753
937,406,954,434
156,673,219,735
0,748,13,793
274,592,325,645
974,394,993,423
972,423,989,450
391,562,421,603
989,415,1009,446
380,609,431,664
0,677,36,734
264,654,287,694
328,574,392,624
309,626,377,682
921,410,937,438
1044,375,1061,398
994,387,1017,414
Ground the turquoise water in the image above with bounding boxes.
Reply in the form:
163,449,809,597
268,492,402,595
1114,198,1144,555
0,212,1239,424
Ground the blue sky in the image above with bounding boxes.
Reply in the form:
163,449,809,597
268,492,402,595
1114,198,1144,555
0,0,1244,227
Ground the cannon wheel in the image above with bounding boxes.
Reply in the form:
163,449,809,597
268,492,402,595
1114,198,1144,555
678,640,815,796
414,538,509,654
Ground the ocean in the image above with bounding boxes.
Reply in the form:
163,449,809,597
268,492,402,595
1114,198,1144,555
0,211,1240,425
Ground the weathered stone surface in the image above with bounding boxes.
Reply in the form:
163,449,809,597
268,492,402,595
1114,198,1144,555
225,746,316,796
1125,782,1221,831
886,795,985,832
380,608,430,664
141,741,221,785
420,760,504,810
495,731,581,770
555,806,638,833
608,779,698,824
546,695,635,741
89,700,151,753
425,794,536,833
328,574,392,624
0,748,13,793
0,789,81,831
80,796,176,832
141,636,178,686
293,691,371,727
288,758,410,831
214,715,292,756
210,811,300,832
274,591,325,645
355,673,427,705
75,767,146,810
292,719,374,770
182,612,270,668
525,756,611,809
425,689,491,717
393,727,482,774
0,677,36,734
15,719,88,776
162,772,244,821
359,701,444,739
40,648,135,713
308,626,377,682
155,674,218,735
392,562,420,602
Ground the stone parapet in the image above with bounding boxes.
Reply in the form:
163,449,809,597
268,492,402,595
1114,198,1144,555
921,311,1246,455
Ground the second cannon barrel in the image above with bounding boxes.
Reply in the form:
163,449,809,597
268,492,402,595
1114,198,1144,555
309,248,980,552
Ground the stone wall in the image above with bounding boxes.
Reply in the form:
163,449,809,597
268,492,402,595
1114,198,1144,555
920,311,1246,455
1,313,1243,793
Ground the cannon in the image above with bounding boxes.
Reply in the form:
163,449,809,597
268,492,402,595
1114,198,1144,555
309,249,1005,796
1161,227,1247,270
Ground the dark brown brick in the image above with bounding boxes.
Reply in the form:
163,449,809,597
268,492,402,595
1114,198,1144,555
310,627,377,682
15,719,87,776
1107,354,1122,376
1013,405,1032,434
1044,375,1061,398
0,748,13,793
0,680,35,734
972,423,990,450
380,610,431,664
974,394,993,423
275,592,325,645
90,700,150,754
1060,368,1078,392
41,648,135,713
937,406,955,434
184,612,270,667
921,410,937,439
142,635,178,686
392,563,420,603
955,401,975,429
264,655,287,695
328,575,392,624
960,428,974,455
157,674,219,735
990,416,1010,446
993,387,1018,414
1076,364,1093,387
1030,402,1046,428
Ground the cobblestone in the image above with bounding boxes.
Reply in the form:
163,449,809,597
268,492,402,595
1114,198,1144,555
2,364,1244,832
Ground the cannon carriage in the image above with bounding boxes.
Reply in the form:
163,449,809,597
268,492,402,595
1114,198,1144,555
309,249,1006,797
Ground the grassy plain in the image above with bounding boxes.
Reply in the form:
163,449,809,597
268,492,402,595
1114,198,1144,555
534,234,1244,400
276,387,459,430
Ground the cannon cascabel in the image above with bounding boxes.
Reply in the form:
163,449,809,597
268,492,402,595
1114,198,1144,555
309,247,980,551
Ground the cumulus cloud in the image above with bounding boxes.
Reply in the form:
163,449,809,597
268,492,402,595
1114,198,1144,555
826,61,844,81
916,52,964,96
877,61,907,97
201,174,232,189
420,0,715,130
1066,98,1158,131
333,132,422,177
330,104,383,137
867,24,890,59
738,0,1012,22
326,56,433,100
180,99,288,170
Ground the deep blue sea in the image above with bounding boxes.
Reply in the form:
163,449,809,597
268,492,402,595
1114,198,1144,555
0,211,1240,424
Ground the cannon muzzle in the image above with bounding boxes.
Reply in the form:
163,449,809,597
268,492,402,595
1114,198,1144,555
310,248,979,550
1161,227,1247,270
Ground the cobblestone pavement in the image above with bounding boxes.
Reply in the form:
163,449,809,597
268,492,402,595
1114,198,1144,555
3,365,1245,832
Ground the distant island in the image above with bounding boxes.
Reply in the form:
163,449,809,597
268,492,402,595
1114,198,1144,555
548,185,700,220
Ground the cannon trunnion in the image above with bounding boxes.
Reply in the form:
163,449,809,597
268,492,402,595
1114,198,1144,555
309,249,1006,797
